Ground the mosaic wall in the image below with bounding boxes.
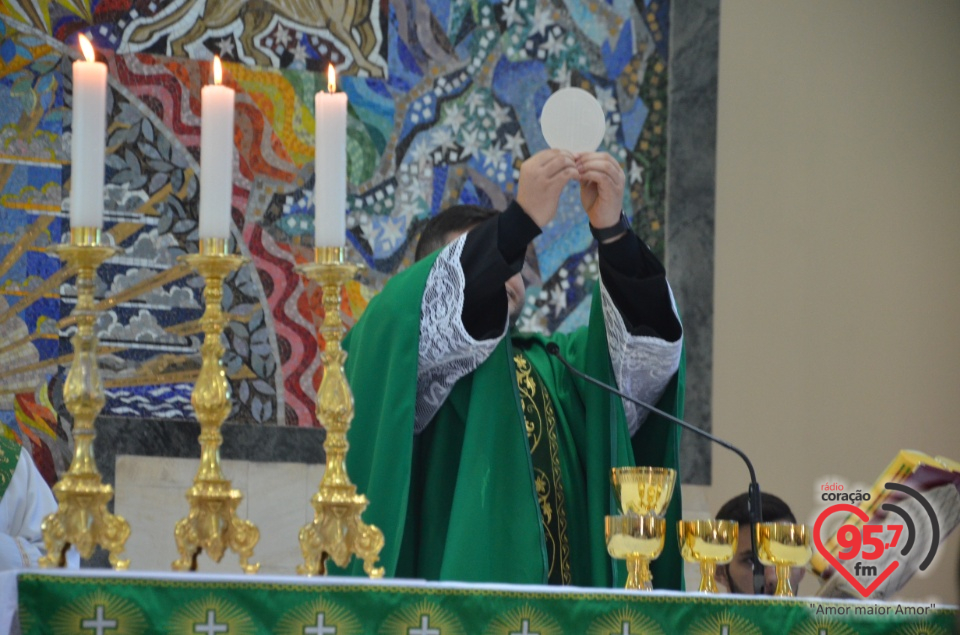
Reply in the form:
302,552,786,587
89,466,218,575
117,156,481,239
0,0,673,484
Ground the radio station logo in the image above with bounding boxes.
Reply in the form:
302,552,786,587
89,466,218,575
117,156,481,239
814,481,940,598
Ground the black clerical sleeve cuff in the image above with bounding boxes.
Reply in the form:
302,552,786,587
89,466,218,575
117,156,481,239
598,232,681,342
498,200,542,268
460,213,514,290
597,230,665,278
459,204,539,340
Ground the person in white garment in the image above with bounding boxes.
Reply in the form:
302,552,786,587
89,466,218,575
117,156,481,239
0,435,79,569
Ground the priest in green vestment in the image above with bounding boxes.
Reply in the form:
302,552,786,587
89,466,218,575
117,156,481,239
339,150,685,588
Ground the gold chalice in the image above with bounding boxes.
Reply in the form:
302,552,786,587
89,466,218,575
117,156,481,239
678,519,738,593
611,467,676,517
605,515,666,590
754,522,812,597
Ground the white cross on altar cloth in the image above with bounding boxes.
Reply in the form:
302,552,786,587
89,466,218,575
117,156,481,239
618,622,632,635
195,610,228,635
81,605,117,635
305,612,337,635
409,615,440,635
511,619,540,635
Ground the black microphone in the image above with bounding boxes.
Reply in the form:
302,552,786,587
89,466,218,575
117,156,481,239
546,342,766,595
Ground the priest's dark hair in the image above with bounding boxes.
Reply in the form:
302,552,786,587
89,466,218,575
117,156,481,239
415,205,498,261
716,492,797,525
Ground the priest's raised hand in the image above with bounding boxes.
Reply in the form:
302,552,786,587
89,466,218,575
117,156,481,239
515,148,579,228
576,151,629,243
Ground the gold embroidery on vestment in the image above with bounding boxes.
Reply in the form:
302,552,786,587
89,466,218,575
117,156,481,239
515,353,571,584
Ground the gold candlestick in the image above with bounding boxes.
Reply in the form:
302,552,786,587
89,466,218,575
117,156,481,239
40,227,130,569
172,238,260,573
295,247,384,578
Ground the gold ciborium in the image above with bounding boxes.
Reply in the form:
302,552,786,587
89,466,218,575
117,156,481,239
611,466,676,517
606,515,666,590
678,519,738,593
40,227,131,569
295,247,384,578
754,522,811,597
172,238,260,573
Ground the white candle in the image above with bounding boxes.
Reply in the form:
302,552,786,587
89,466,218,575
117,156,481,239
314,64,347,248
199,56,235,240
69,34,107,229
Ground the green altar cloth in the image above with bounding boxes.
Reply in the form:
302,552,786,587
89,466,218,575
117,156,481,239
4,570,956,634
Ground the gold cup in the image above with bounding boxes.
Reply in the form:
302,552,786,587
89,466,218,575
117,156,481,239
605,515,666,590
678,519,738,593
611,467,676,517
754,522,812,597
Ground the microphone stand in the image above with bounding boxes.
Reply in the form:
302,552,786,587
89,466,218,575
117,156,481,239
546,343,766,595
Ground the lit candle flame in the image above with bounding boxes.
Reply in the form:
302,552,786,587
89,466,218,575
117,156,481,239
213,56,222,85
78,34,95,62
327,64,336,94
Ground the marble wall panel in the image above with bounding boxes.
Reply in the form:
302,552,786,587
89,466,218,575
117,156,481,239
115,454,321,575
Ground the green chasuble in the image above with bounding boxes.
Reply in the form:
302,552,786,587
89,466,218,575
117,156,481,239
337,251,685,589
0,436,22,500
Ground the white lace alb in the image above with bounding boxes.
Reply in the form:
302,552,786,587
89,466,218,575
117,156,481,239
416,235,504,431
600,281,682,435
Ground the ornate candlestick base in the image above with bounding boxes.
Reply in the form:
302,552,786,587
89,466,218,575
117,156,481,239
296,247,384,578
172,238,260,574
40,228,130,569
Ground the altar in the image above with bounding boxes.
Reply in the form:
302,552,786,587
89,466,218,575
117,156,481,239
2,570,956,634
